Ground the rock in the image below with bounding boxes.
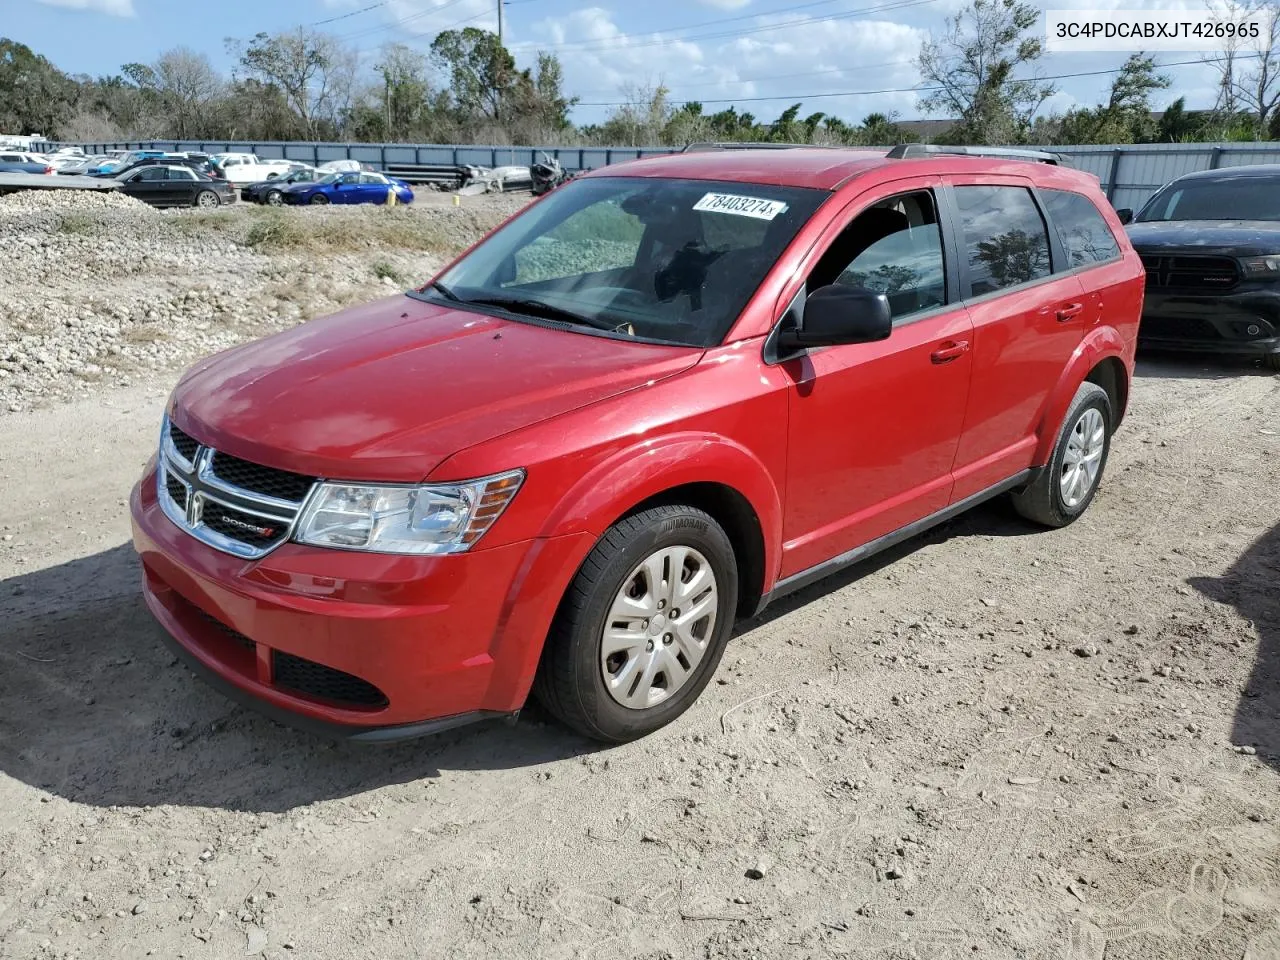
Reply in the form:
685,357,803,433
1234,745,1258,755
1072,645,1097,658
244,926,269,954
132,902,147,915
744,858,771,880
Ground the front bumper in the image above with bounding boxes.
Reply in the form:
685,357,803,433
1139,288,1280,357
130,465,589,741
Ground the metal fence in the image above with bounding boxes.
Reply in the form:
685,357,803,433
37,138,1280,210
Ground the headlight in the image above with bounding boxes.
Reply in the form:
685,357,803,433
294,469,524,555
1241,255,1280,277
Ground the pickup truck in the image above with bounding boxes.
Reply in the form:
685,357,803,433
211,153,296,185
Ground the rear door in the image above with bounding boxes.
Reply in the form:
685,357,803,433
164,167,199,205
358,173,390,204
942,177,1089,502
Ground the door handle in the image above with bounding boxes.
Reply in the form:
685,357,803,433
1056,302,1085,322
930,340,971,364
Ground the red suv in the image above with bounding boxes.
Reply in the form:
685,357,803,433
130,145,1144,743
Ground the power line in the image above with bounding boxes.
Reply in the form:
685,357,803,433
513,0,940,54
313,1,389,26
338,0,474,41
573,54,1251,107
573,60,921,97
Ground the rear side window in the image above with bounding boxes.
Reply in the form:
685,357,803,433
1041,189,1120,269
954,185,1051,296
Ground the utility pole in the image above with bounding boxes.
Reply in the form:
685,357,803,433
498,0,505,46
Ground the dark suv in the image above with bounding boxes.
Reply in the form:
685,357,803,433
1121,165,1280,371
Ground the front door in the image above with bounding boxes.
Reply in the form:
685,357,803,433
779,180,975,579
942,178,1089,501
123,166,169,205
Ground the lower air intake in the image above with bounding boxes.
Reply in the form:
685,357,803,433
272,651,389,709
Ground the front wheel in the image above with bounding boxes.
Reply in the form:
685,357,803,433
1012,381,1112,528
1264,352,1280,372
194,190,220,209
265,189,283,206
533,505,739,742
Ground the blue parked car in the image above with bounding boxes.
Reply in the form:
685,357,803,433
281,171,414,206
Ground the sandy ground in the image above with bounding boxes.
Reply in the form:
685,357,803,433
0,348,1278,959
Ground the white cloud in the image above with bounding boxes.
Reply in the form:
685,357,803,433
353,0,1227,125
35,0,134,15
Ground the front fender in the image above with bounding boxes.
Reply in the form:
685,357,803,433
535,432,783,580
480,433,784,713
1033,326,1131,465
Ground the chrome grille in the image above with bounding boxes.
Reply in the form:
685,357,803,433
157,415,317,560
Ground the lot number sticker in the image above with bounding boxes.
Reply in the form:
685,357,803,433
693,192,789,220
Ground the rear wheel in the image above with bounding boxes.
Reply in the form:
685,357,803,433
1012,382,1112,528
533,505,738,743
310,194,330,205
194,190,219,209
265,189,283,206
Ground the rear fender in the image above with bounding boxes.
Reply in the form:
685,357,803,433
1033,326,1130,465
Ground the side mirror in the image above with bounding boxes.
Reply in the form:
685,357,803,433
1115,207,1133,225
780,284,893,350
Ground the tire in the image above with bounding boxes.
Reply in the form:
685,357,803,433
1012,382,1112,528
265,189,283,206
1264,353,1280,372
194,190,220,209
533,505,739,743
309,194,330,205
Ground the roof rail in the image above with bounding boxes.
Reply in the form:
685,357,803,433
680,141,827,152
885,143,1067,166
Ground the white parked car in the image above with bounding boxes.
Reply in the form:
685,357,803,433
211,153,296,184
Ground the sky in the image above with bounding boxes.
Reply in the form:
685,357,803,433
10,0,1229,127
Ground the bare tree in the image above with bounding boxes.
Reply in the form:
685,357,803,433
153,48,222,139
917,0,1056,144
1203,0,1280,134
233,29,354,139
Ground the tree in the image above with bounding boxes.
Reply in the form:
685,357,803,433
917,0,1055,144
1050,53,1170,144
597,82,672,146
233,29,354,139
0,38,78,137
430,28,516,124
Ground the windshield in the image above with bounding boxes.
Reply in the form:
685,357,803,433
1136,176,1280,222
424,176,827,347
316,173,341,185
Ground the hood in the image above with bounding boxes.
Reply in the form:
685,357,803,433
1126,219,1280,256
169,296,701,483
283,181,319,193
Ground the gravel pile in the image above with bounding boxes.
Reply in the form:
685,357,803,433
0,189,527,414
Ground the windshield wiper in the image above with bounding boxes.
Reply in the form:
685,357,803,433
460,294,615,331
424,279,461,302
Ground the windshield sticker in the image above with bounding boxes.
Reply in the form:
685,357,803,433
692,192,789,221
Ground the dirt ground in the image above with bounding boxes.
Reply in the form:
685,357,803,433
0,343,1278,956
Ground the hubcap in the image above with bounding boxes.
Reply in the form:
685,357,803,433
600,545,718,710
198,192,217,208
1060,407,1106,508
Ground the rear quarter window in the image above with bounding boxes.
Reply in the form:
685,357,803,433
1041,188,1120,269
